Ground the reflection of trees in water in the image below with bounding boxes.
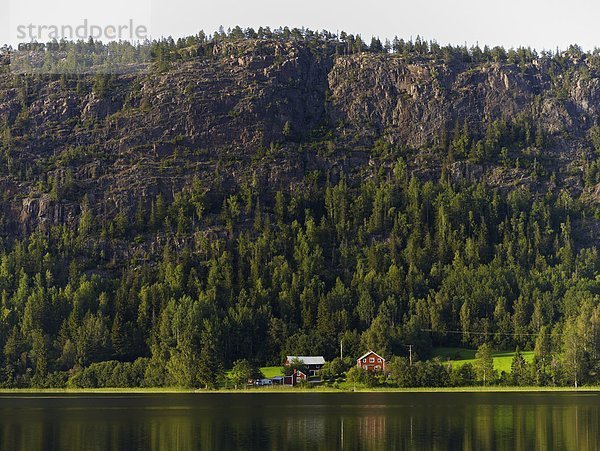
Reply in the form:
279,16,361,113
1,397,600,450
356,415,386,448
283,415,327,444
459,403,600,451
281,414,388,450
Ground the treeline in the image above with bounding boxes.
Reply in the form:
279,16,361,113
149,26,600,72
5,25,600,75
181,25,600,64
6,40,151,75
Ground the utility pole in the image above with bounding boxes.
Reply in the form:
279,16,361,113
340,339,343,360
408,345,413,367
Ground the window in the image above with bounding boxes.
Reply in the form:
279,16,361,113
378,358,382,363
375,365,381,370
369,357,375,363
362,359,366,363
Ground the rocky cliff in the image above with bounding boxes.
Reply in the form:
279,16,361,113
0,39,599,240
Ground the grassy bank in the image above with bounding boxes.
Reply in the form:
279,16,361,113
0,387,197,394
0,386,597,394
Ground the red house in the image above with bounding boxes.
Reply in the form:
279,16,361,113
294,369,308,384
357,351,386,372
281,369,308,386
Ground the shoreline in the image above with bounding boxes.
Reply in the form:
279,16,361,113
0,386,598,394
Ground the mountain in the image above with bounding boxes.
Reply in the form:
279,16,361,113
0,33,598,388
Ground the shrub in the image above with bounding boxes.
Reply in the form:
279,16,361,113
346,366,377,387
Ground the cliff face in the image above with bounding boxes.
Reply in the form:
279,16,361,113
0,39,599,238
329,53,600,148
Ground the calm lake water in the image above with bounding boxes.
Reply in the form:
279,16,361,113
0,392,598,450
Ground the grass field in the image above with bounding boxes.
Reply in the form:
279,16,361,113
432,347,534,373
224,366,283,380
260,366,284,378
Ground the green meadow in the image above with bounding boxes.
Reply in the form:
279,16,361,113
259,366,284,378
432,347,535,373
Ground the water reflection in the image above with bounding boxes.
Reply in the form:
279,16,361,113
0,393,598,450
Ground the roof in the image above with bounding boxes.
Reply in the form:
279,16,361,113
286,356,326,365
357,351,385,362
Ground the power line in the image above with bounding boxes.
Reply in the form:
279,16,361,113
421,329,560,337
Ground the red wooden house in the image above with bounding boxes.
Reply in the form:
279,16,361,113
357,351,386,372
280,369,308,386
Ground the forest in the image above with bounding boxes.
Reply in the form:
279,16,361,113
1,155,598,388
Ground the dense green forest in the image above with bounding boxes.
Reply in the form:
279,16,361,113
0,28,599,389
2,154,599,388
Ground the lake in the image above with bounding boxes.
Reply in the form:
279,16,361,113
0,392,598,450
